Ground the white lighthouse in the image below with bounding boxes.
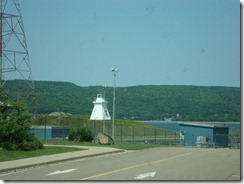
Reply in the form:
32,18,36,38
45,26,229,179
90,92,111,120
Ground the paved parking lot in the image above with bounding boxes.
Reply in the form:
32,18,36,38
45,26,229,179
0,147,240,181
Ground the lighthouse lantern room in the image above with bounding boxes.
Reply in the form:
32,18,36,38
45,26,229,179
90,92,111,120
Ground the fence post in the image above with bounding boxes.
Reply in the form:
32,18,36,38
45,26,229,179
154,128,156,144
144,127,146,144
93,121,96,143
175,131,176,146
132,125,135,144
120,124,122,143
183,133,185,146
62,116,65,140
44,115,47,140
164,129,166,145
169,131,172,146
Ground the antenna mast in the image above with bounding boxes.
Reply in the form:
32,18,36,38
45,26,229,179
0,0,37,113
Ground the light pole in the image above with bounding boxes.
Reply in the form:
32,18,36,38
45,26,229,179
102,85,106,134
111,68,119,139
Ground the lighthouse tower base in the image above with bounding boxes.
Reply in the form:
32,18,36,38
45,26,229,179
90,93,111,121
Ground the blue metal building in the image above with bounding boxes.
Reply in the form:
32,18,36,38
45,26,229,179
31,126,70,140
179,122,229,148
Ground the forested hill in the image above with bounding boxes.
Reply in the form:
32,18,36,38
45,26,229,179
3,80,240,122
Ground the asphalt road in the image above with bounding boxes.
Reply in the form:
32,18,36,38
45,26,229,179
0,147,240,181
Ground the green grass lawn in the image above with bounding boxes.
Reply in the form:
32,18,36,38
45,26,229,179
0,146,85,162
0,140,167,162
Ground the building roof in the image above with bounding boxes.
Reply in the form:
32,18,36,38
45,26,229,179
179,122,228,128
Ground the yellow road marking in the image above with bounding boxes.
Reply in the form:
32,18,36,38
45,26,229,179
80,152,192,180
150,152,192,164
80,162,149,180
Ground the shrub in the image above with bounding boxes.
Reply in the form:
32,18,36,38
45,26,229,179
1,142,18,151
20,134,43,151
68,129,77,141
0,96,43,151
68,128,93,142
83,129,93,142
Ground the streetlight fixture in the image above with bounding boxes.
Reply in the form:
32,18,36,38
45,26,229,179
111,68,119,139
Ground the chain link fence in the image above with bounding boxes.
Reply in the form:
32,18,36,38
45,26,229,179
32,116,240,149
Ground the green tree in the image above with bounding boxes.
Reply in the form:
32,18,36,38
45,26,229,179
0,96,43,151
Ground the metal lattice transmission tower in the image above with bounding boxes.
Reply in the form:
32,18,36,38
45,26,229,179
0,0,37,113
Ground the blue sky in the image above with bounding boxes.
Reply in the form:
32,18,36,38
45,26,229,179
18,0,240,87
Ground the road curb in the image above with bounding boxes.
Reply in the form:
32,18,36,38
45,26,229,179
0,148,124,174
